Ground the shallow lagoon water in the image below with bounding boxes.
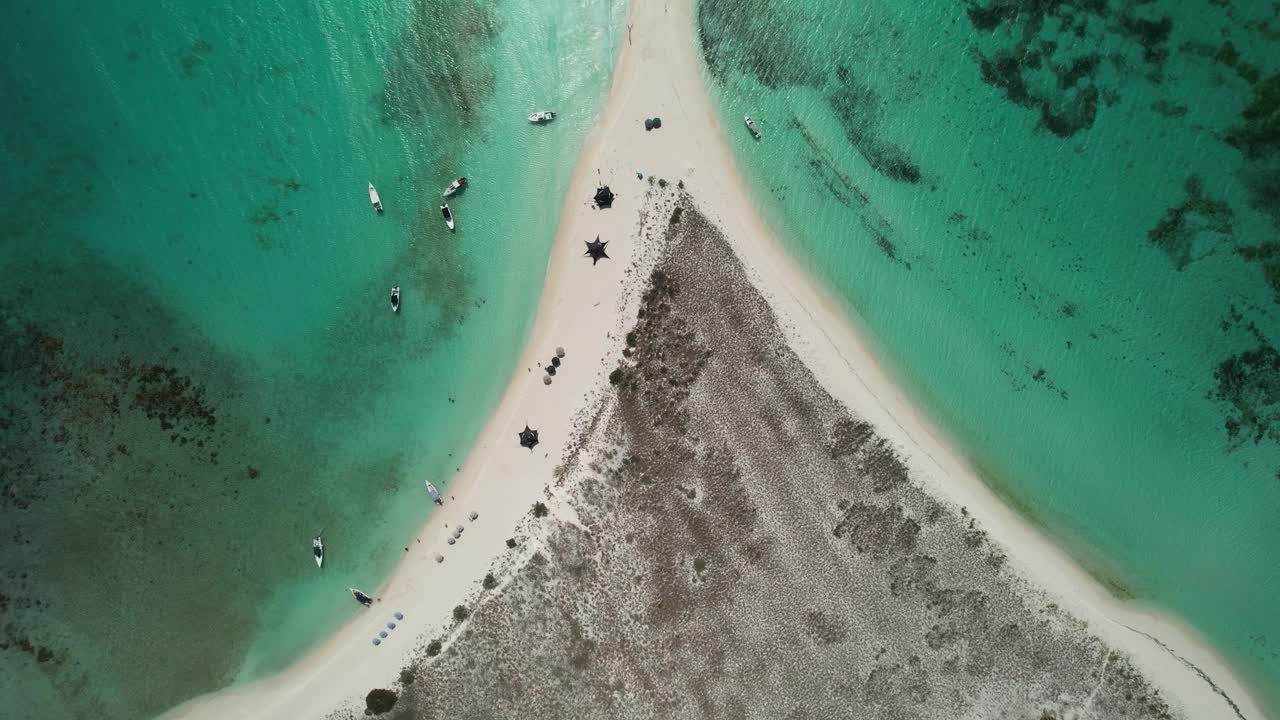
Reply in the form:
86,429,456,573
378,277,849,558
0,0,621,717
697,0,1280,711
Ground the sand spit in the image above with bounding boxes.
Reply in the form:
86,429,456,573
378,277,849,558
169,0,1268,716
346,199,1197,720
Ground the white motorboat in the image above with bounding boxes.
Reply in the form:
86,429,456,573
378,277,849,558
390,287,400,313
312,535,324,568
528,110,555,123
442,177,468,197
744,115,761,140
424,480,444,506
441,204,455,231
368,182,383,212
348,587,374,607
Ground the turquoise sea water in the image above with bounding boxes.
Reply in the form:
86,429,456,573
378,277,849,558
697,0,1280,712
0,1,621,717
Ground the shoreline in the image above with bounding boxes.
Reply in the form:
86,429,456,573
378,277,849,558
672,58,1273,720
162,2,656,717
722,170,1257,682
165,0,1270,718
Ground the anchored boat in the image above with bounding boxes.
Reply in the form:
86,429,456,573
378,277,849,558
528,110,555,123
442,177,468,197
348,587,374,608
744,115,761,140
312,535,324,568
390,287,400,313
368,182,383,212
425,480,444,506
441,204,455,231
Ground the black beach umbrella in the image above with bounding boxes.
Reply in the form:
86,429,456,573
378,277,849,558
518,424,539,450
584,236,609,265
652,117,661,129
593,185,614,208
644,118,653,131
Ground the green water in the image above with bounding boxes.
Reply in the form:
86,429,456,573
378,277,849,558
697,0,1280,712
0,0,621,717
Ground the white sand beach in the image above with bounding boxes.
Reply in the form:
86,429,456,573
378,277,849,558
165,1,1267,718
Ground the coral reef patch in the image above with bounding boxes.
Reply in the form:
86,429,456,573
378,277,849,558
964,0,1174,137
1147,176,1235,271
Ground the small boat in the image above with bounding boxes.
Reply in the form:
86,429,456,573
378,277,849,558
390,287,400,313
312,535,324,568
368,182,383,212
441,204,455,231
348,587,374,608
425,480,444,506
744,115,761,140
528,110,555,123
442,177,468,197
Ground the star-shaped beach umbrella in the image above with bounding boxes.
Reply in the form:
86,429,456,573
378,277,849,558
593,185,614,208
584,236,609,265
518,425,539,451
